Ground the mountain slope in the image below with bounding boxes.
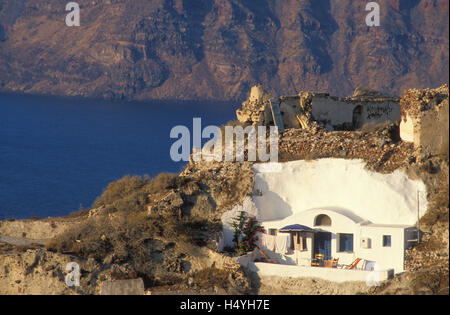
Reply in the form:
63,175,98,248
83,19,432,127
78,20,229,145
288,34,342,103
0,0,448,101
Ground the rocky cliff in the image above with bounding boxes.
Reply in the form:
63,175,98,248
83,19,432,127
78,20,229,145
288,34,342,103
0,84,448,294
0,0,448,101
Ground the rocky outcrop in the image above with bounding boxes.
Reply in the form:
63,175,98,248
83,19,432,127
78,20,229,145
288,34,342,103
180,161,255,215
0,249,99,295
0,241,250,295
0,0,448,101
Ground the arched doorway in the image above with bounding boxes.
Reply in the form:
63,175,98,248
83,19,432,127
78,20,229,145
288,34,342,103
353,105,363,129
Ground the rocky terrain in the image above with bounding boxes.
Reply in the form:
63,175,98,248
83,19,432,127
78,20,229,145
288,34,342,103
0,84,448,295
0,162,256,295
0,0,448,101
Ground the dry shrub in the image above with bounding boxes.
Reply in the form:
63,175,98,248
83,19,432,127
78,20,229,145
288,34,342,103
0,242,14,254
45,211,224,287
176,217,222,246
93,175,150,208
192,267,230,290
414,235,443,253
45,217,113,260
145,173,178,194
47,216,124,260
108,191,149,214
411,266,449,295
46,210,217,263
110,270,138,281
91,173,180,214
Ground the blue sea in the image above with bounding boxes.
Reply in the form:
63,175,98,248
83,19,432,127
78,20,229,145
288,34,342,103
0,94,238,219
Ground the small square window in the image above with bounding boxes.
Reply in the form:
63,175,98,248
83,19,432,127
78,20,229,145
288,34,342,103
383,235,392,247
338,233,354,252
269,229,278,236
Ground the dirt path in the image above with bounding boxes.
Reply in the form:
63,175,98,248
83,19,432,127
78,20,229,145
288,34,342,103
0,235,46,247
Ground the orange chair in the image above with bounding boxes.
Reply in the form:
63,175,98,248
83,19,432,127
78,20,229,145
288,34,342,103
324,258,339,268
346,258,362,270
331,258,339,268
311,254,325,267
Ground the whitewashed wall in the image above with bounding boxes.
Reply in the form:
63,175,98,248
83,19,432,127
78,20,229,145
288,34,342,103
222,159,426,274
253,159,427,226
260,208,410,272
358,224,410,272
248,262,394,283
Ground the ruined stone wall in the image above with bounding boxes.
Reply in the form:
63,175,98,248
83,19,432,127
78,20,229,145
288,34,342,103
236,85,401,131
363,101,401,125
418,98,449,154
310,95,355,129
400,84,449,154
279,96,302,129
235,84,273,126
311,96,400,130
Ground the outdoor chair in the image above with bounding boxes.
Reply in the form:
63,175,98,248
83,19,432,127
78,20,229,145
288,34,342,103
311,254,325,267
332,258,339,268
341,258,362,270
324,258,339,268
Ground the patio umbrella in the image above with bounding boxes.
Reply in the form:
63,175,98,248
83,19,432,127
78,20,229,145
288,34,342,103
278,224,316,233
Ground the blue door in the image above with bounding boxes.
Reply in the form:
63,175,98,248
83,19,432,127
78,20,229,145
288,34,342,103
314,232,332,260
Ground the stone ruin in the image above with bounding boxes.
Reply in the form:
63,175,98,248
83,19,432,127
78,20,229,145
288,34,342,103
236,84,274,127
236,84,401,131
400,84,449,155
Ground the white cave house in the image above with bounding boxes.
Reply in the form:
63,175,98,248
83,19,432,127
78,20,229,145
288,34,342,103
222,159,427,283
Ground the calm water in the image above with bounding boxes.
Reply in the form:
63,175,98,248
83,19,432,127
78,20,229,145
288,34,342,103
0,94,238,219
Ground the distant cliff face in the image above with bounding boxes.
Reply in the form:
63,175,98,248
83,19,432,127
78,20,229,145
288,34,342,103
0,0,448,101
